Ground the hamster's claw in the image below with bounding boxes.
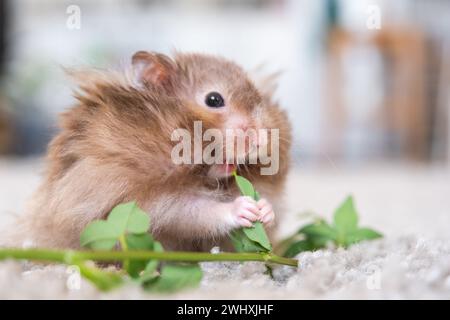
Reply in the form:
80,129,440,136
231,196,259,228
257,198,275,226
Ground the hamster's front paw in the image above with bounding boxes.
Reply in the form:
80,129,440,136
229,196,260,228
257,198,275,226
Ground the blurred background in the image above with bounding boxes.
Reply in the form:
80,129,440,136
0,0,449,237
1,0,450,163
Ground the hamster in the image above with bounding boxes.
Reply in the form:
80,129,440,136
5,51,291,251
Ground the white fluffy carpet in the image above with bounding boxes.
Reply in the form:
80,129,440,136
0,158,449,299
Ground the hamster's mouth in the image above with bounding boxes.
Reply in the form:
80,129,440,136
207,164,236,178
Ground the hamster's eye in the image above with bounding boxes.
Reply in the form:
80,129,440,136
205,92,225,108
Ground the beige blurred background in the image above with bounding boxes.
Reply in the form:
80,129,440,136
0,0,449,239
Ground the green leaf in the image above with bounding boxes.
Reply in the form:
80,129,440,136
125,233,155,278
80,201,150,250
307,235,331,248
299,221,337,240
345,227,383,246
126,208,151,234
333,196,358,234
139,241,164,283
79,221,119,250
283,240,312,257
282,222,336,257
144,263,203,293
77,262,123,291
280,196,383,255
233,173,257,199
355,228,382,239
126,233,155,249
229,229,246,252
231,172,272,253
242,222,272,251
108,201,150,235
230,229,267,252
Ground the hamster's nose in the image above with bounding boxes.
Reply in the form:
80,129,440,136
225,114,249,132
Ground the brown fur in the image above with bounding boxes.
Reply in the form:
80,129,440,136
4,52,291,251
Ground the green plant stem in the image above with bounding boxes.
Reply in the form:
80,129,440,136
118,234,129,270
0,248,298,267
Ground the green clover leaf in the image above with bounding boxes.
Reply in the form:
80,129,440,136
230,171,272,252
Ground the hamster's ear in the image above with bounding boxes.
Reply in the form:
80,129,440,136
250,65,282,100
132,51,176,88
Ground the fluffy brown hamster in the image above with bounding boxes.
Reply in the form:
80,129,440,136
5,51,291,251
